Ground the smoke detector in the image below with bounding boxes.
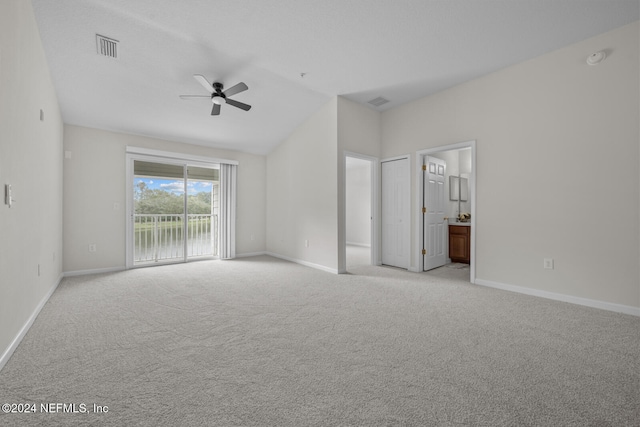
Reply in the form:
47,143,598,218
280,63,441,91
586,51,606,66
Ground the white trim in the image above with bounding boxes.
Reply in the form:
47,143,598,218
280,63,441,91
416,141,476,282
63,266,126,277
125,146,238,166
346,242,371,248
0,274,63,372
475,278,640,317
235,251,268,258
381,154,410,164
265,252,339,274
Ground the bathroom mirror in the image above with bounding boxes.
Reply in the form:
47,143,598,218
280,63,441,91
449,176,459,201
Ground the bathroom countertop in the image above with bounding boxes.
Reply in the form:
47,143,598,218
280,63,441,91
448,221,471,226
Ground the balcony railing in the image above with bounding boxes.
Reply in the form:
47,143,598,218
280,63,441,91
134,214,218,264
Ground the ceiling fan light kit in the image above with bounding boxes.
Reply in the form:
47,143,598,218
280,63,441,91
180,75,251,116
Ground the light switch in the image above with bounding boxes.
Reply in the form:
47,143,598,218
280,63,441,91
4,184,13,208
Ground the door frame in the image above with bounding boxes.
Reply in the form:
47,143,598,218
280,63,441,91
415,141,476,283
340,151,380,272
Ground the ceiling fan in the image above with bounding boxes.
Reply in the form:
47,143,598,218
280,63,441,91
179,74,251,116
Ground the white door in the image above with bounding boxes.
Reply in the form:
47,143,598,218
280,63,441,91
382,158,410,269
423,156,447,270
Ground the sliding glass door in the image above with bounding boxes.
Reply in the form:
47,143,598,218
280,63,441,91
130,159,219,266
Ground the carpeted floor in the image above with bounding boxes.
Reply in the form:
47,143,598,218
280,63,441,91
0,255,638,426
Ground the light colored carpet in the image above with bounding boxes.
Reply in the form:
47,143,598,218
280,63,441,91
0,255,638,426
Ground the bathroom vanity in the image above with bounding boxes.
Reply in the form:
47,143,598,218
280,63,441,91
449,223,470,264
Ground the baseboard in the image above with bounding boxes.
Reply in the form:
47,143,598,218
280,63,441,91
346,242,371,248
475,278,640,317
63,266,126,277
0,273,63,372
265,252,339,274
235,251,267,258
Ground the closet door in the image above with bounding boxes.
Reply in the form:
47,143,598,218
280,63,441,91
381,158,410,269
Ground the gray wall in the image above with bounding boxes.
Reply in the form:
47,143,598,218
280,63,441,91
0,0,64,365
381,22,639,307
266,99,339,272
63,125,267,273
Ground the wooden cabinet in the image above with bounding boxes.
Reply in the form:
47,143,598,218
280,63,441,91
449,225,470,264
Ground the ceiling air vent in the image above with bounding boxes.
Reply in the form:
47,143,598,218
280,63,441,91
96,34,119,59
367,96,390,107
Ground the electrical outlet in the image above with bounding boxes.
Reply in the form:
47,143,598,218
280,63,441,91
305,239,309,248
543,258,554,269
88,244,97,253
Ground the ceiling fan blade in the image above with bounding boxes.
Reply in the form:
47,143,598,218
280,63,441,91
225,98,251,111
179,95,211,100
211,103,221,116
194,74,214,93
223,82,248,97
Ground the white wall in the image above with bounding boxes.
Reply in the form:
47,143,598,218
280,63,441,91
381,22,639,308
266,98,339,272
0,0,64,365
63,125,266,273
346,159,371,246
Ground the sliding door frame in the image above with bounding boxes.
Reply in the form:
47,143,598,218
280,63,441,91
125,146,237,269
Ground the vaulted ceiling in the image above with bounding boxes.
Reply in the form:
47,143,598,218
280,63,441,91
32,0,639,154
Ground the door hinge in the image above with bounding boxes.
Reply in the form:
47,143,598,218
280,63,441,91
422,249,427,255
422,207,426,214
422,164,426,171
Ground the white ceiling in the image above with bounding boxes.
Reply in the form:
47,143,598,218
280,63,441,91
31,0,639,155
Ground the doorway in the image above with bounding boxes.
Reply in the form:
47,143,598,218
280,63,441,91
417,141,476,282
345,156,371,268
343,152,379,272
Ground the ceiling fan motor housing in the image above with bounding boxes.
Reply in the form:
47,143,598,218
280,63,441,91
211,82,226,104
